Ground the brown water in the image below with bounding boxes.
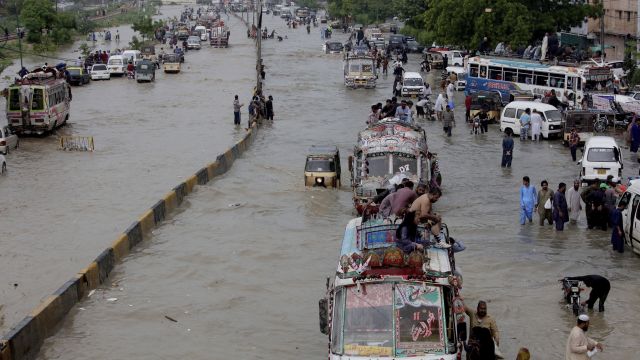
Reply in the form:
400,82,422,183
0,6,255,334
2,8,639,360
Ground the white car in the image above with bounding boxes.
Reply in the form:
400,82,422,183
90,64,111,80
0,154,6,175
107,55,126,76
187,36,201,50
0,125,19,155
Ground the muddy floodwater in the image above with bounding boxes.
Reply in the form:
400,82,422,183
0,6,255,334
1,7,639,360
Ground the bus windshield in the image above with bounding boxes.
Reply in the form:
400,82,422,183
8,88,20,111
31,88,44,110
365,155,389,177
333,282,447,357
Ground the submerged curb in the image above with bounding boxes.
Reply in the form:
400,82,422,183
0,121,260,360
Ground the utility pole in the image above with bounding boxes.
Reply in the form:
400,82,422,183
637,0,640,62
600,7,605,61
256,0,262,93
15,0,23,68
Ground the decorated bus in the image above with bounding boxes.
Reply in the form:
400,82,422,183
465,56,584,105
319,217,465,360
6,68,71,135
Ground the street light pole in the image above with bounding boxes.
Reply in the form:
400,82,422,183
15,0,23,68
256,0,262,94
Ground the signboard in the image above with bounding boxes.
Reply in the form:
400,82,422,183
394,284,445,356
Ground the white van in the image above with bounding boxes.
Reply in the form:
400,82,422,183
580,136,623,184
195,25,208,41
400,72,426,98
619,182,640,255
107,55,126,75
438,50,464,66
121,50,141,66
499,101,563,139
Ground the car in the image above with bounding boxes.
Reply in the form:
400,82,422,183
406,40,424,53
187,36,201,50
387,34,406,52
324,41,343,54
67,66,90,85
90,63,111,80
0,126,19,155
0,154,6,175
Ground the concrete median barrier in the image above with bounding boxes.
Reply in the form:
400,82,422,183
1,116,265,359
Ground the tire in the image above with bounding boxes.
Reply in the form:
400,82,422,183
1,162,6,174
15,139,19,149
572,302,580,316
4,146,8,155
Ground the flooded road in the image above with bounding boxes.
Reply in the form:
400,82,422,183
0,6,256,334
3,9,640,360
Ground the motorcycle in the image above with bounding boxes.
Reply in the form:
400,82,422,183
127,70,135,79
420,61,430,73
560,278,583,316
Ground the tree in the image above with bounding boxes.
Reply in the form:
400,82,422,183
20,0,57,43
132,15,154,41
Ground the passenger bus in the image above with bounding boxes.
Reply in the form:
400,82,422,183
6,68,71,135
465,56,584,105
319,217,464,360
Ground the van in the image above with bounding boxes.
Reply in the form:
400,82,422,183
400,72,426,98
121,50,141,66
438,50,464,66
580,136,623,184
499,101,563,139
618,182,640,255
195,25,208,41
107,55,126,75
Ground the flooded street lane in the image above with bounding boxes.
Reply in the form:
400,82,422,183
0,6,256,334
7,11,640,360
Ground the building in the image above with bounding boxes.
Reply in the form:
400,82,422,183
586,0,638,61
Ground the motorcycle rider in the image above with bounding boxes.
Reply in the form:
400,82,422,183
564,275,610,312
126,61,135,78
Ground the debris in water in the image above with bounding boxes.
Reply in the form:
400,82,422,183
164,315,178,322
79,307,85,311
88,290,96,298
106,297,118,302
228,203,242,208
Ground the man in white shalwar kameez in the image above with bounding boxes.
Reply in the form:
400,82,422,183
541,33,549,61
567,179,582,223
565,314,603,360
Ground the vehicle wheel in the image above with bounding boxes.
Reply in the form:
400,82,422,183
572,302,580,316
15,139,19,149
1,163,5,175
4,146,8,155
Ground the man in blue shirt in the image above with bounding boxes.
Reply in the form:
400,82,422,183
395,100,411,123
519,108,531,141
501,130,514,167
520,176,537,224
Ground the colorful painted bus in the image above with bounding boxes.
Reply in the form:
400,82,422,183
6,69,71,135
465,56,584,105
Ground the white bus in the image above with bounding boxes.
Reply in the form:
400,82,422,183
465,56,584,105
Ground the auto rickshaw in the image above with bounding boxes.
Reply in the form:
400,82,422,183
304,145,341,188
470,91,502,123
426,51,444,69
135,59,156,82
162,53,181,73
562,111,596,146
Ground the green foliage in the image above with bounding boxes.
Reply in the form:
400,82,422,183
20,0,57,37
132,16,163,41
630,69,640,88
296,0,320,9
327,0,395,24
129,35,142,50
78,43,92,58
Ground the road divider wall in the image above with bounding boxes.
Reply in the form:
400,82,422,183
0,121,260,360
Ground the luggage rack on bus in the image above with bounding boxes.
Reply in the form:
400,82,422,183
337,218,454,282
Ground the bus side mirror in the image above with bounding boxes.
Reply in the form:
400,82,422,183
348,155,353,172
457,322,467,342
319,298,329,335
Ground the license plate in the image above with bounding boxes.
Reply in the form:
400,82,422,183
597,169,606,175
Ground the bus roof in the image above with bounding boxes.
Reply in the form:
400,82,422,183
469,56,580,74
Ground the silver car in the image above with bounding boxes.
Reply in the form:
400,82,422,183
0,126,19,155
